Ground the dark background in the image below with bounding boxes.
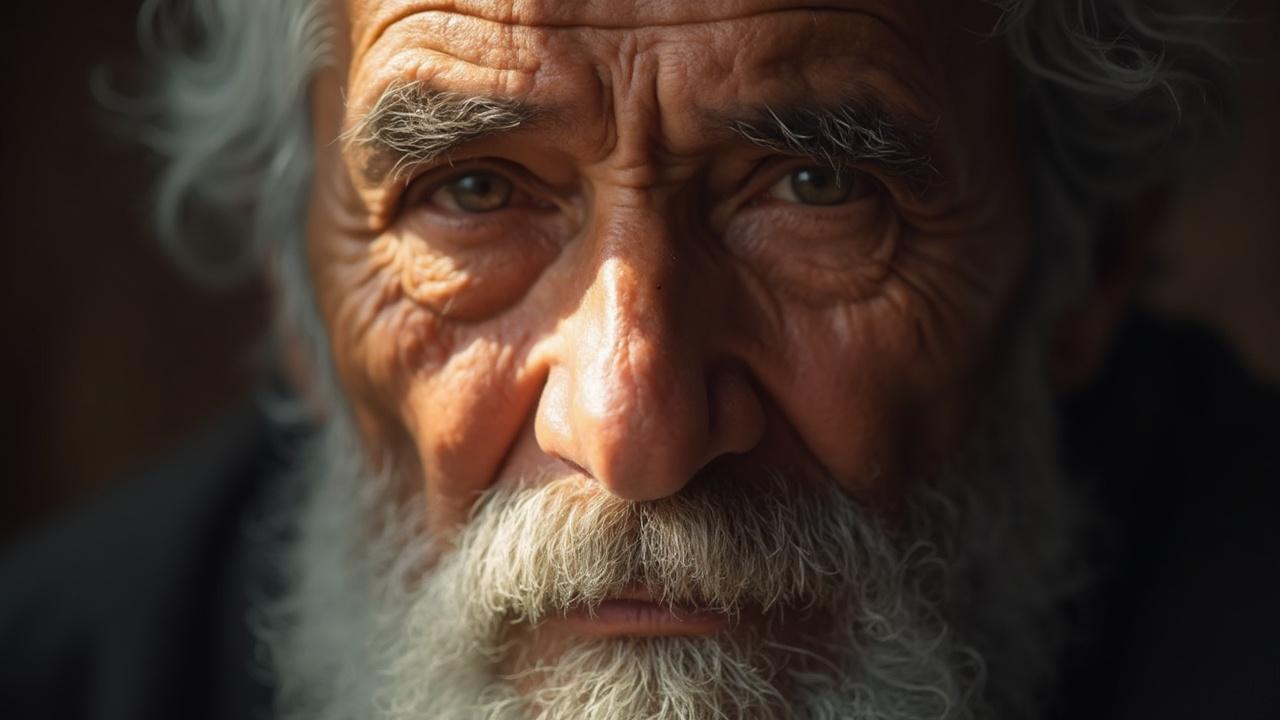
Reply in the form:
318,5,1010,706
2,0,1277,542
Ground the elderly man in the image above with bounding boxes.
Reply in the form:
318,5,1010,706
3,0,1278,719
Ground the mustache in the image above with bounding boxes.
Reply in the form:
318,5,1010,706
437,469,922,632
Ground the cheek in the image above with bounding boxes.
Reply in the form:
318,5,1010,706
724,195,899,306
324,248,457,414
318,243,544,529
745,225,1029,498
747,297,921,498
309,205,567,533
402,325,551,530
314,210,560,418
394,210,564,321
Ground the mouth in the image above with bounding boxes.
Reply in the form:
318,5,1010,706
555,585,732,638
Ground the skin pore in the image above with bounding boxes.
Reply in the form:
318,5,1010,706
304,0,1033,661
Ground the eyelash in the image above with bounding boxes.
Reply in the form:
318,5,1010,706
769,154,870,184
412,148,579,205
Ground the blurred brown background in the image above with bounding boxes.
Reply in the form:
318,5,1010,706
2,1,1277,542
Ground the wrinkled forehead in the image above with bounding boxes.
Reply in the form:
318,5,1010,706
338,0,1001,114
346,0,926,32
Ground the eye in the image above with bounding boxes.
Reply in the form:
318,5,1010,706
430,171,515,213
766,165,871,206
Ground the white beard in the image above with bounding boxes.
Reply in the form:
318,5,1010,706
257,333,1083,720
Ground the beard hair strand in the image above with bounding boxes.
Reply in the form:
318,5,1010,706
259,336,1083,720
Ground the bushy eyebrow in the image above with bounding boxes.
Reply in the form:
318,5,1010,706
725,101,940,196
346,82,537,185
348,83,939,197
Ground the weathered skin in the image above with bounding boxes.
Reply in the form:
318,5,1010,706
306,0,1032,541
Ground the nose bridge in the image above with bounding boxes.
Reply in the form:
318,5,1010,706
583,213,691,423
572,201,708,493
594,199,684,363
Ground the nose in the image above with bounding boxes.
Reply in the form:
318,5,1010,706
534,205,764,501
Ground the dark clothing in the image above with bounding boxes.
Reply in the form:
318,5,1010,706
0,406,280,720
3,314,1279,719
1056,316,1280,718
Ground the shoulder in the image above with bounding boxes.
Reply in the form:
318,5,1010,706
1059,312,1280,719
0,405,283,720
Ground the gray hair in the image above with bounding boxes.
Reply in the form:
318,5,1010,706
133,0,1233,397
995,0,1232,308
133,0,336,416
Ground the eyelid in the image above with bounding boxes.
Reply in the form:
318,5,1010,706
750,158,875,206
402,158,550,213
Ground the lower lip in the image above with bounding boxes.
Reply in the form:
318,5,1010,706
556,600,730,637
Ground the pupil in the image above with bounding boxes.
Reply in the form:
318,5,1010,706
799,168,830,188
459,174,491,197
791,166,851,205
450,172,510,212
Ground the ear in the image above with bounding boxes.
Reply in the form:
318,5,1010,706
1045,186,1171,392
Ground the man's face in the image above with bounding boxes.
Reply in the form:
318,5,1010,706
313,0,1031,522
299,0,1046,715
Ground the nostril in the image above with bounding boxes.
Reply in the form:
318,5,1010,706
558,455,592,480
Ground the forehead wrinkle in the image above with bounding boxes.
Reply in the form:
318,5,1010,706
349,16,542,107
348,0,920,65
350,3,933,109
345,2,946,189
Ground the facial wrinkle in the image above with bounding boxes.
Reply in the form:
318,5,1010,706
601,31,664,190
350,3,922,112
351,0,915,46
